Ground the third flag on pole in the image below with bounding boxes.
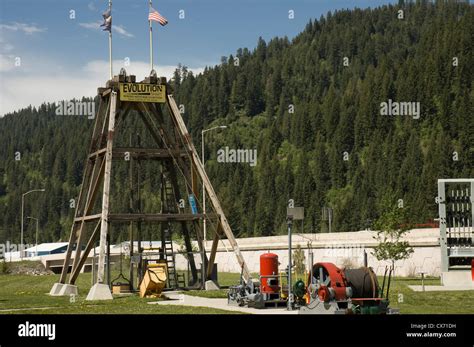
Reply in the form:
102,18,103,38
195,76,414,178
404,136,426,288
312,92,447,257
101,9,112,32
149,7,168,26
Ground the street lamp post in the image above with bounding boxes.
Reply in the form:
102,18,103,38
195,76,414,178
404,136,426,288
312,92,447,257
201,126,227,243
26,216,39,256
21,189,45,259
200,125,227,289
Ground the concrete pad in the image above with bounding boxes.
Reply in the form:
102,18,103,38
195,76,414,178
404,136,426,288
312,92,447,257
149,293,297,315
205,280,219,291
86,283,113,301
408,285,474,292
441,271,474,286
49,283,64,296
58,284,78,296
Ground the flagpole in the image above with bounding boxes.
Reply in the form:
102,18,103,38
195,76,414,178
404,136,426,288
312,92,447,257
149,0,153,71
109,0,113,79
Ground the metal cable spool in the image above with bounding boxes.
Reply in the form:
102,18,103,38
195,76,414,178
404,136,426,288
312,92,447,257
344,267,379,298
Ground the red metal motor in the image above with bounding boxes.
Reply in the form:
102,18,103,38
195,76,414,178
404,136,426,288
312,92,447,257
310,262,349,302
308,262,380,303
260,253,280,294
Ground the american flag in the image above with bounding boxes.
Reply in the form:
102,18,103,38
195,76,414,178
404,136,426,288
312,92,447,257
149,7,168,26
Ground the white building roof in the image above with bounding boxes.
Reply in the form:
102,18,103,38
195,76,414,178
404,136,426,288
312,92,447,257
24,242,69,253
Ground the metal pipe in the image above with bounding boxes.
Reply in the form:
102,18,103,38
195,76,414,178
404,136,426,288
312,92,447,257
149,0,153,71
287,217,293,310
106,232,111,287
108,0,112,79
26,217,39,256
386,267,393,300
21,189,45,259
201,125,227,242
92,243,96,285
381,266,388,297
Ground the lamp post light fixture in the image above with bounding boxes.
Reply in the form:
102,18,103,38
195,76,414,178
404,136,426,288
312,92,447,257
21,189,45,259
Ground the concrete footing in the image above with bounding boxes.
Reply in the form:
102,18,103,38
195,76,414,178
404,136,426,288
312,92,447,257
58,284,78,296
205,280,220,291
441,271,474,287
86,283,113,301
49,283,64,296
50,283,78,296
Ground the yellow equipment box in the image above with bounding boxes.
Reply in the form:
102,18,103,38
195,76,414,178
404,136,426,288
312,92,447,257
139,263,168,298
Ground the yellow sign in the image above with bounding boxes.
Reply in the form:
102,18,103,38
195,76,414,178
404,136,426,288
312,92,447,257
119,83,166,103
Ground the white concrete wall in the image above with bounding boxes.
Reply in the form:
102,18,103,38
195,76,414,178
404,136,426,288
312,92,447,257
175,228,442,277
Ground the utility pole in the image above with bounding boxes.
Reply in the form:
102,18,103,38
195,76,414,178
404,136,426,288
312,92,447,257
322,206,333,233
286,206,304,311
287,216,293,310
201,125,227,242
26,216,39,256
21,189,45,259
328,207,332,233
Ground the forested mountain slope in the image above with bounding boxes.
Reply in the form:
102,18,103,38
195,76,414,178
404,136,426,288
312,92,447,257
0,1,472,243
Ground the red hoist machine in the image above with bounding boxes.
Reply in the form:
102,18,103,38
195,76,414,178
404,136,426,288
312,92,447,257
300,262,397,314
229,254,397,314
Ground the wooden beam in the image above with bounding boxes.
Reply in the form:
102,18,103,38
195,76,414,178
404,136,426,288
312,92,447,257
97,91,117,284
73,213,102,223
71,154,104,276
191,165,199,199
107,213,218,222
136,102,192,181
166,94,250,282
59,96,108,284
207,223,222,279
88,148,107,159
59,223,79,283
69,220,101,283
113,147,187,159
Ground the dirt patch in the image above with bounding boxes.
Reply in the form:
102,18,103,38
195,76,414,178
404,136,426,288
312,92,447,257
2,260,54,276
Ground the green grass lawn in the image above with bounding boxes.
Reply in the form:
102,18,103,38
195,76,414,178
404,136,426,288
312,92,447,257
0,267,473,314
0,270,238,314
386,277,474,314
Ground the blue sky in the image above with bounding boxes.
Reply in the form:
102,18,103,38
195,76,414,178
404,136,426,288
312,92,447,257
0,0,397,115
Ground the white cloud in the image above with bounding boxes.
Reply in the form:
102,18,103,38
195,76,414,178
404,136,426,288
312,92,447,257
0,59,204,116
3,43,14,52
0,54,16,72
88,2,97,11
0,22,46,35
79,22,134,38
0,37,14,52
113,25,134,38
79,22,101,30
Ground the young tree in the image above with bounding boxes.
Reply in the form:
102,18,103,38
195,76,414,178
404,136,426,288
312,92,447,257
293,244,306,280
372,198,414,274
